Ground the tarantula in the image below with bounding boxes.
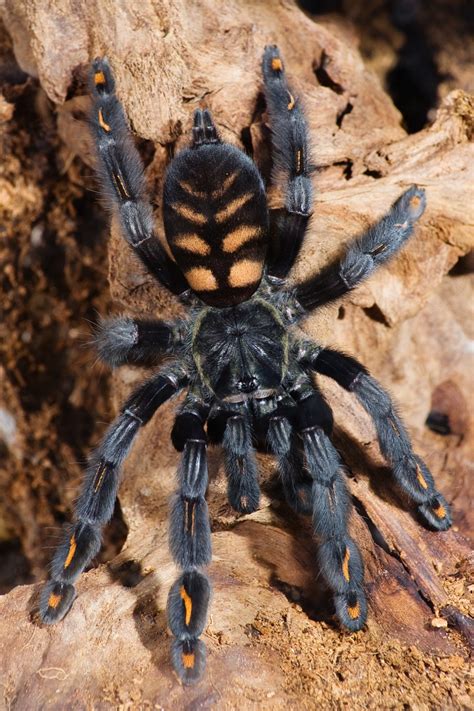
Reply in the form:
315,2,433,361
40,46,452,685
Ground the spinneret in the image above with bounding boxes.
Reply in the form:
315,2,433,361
40,46,452,685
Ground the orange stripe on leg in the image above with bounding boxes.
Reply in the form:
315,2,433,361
93,461,108,493
64,535,77,569
342,547,350,582
179,586,193,626
416,464,428,490
98,108,111,132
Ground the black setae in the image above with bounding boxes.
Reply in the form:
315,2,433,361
40,46,452,686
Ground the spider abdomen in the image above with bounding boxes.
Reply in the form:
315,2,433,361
192,299,288,399
163,144,269,307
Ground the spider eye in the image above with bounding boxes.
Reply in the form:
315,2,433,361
163,144,268,307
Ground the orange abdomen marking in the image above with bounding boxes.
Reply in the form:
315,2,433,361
222,225,262,253
228,259,262,288
171,203,207,225
174,234,210,255
185,267,218,291
215,193,253,224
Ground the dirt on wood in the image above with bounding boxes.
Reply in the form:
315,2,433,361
0,1,473,709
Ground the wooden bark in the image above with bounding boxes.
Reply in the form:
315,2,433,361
0,1,473,708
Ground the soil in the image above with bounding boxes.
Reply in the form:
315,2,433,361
0,2,473,709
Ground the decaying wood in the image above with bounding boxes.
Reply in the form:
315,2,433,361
0,0,473,708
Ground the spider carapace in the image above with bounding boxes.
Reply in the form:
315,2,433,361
40,46,452,686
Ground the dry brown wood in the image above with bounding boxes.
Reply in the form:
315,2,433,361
0,0,473,708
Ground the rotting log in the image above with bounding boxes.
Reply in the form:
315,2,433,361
0,1,473,708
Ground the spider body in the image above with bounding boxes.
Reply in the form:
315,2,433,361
40,46,452,686
192,296,287,398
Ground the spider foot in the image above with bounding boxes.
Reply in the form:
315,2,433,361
39,580,76,624
91,57,115,97
334,589,368,632
262,44,285,77
171,638,207,685
418,494,452,531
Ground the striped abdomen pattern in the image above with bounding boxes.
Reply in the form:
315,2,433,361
163,143,269,307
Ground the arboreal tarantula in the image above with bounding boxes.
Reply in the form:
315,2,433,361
40,46,452,684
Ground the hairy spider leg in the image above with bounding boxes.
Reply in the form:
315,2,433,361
304,346,452,530
94,316,182,368
267,414,313,515
40,368,187,624
90,59,188,295
168,404,211,685
263,372,366,629
303,421,367,631
295,185,426,313
266,382,332,516
222,412,261,514
262,45,313,279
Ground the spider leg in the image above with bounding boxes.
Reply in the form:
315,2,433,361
221,410,260,514
192,108,220,147
302,345,452,530
268,381,366,629
95,316,183,368
295,186,426,313
168,407,211,685
90,59,188,295
266,388,325,515
267,414,313,514
262,45,313,279
303,423,367,631
40,366,187,624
